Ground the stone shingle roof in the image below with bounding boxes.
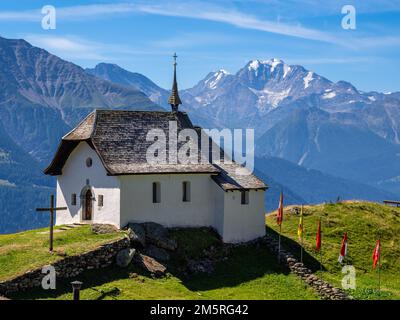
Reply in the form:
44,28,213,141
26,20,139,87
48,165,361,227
45,110,267,190
212,163,267,191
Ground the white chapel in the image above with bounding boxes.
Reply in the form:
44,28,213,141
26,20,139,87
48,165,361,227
44,58,267,243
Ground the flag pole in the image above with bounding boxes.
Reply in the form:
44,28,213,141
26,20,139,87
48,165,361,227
277,191,283,263
300,205,304,264
300,235,303,264
319,218,322,274
378,235,381,298
343,230,346,265
278,224,281,262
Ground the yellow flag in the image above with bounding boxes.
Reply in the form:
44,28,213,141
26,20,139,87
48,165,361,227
297,206,304,239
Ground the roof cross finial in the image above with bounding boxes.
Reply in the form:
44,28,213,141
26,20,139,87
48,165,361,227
168,53,182,112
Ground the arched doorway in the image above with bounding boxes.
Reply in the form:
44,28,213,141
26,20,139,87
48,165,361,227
83,189,93,221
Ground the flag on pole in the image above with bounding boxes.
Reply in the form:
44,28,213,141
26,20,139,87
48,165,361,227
338,232,348,263
297,206,304,240
372,239,381,269
316,220,321,251
277,192,283,226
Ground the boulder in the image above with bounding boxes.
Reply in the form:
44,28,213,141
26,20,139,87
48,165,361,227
116,248,136,267
142,222,177,251
134,253,166,277
127,223,146,248
91,224,118,234
144,245,170,262
187,259,214,274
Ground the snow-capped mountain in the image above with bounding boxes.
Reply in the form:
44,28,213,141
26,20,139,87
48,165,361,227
178,59,400,194
182,59,331,117
83,58,400,197
181,59,400,143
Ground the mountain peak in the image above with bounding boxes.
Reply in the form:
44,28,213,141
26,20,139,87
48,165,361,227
203,69,231,89
216,69,230,75
246,58,292,78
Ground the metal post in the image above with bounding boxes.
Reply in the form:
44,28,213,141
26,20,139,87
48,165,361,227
71,281,83,301
278,225,281,262
50,195,54,252
378,237,381,298
300,236,303,264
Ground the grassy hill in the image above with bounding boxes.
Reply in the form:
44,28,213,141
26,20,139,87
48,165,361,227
6,228,318,300
0,225,125,282
7,202,398,300
266,201,400,300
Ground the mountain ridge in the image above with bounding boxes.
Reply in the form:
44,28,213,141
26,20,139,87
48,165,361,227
0,36,162,233
0,35,399,233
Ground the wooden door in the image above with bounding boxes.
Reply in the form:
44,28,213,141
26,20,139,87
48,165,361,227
84,189,92,220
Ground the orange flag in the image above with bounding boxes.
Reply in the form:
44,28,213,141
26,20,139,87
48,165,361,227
372,239,381,269
316,220,321,251
276,192,283,226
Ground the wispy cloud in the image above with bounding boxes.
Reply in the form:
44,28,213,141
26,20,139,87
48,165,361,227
238,0,400,17
23,34,107,60
22,34,172,63
151,32,238,48
0,9,40,22
3,1,400,49
137,1,341,44
0,1,341,44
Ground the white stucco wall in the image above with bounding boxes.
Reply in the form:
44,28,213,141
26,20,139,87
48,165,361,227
119,174,220,228
56,142,120,226
55,141,266,243
221,190,266,243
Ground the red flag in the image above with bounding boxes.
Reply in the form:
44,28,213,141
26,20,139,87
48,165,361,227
276,192,283,226
372,239,381,269
316,220,321,251
338,232,348,263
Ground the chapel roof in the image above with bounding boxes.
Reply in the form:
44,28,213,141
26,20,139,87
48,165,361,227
44,109,267,191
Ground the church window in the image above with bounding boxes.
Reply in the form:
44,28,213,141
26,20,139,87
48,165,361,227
241,190,249,205
86,157,93,167
152,182,161,203
182,181,191,202
71,193,77,205
98,195,104,207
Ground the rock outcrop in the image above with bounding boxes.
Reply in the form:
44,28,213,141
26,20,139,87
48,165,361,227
91,224,119,234
134,254,167,278
127,223,146,248
116,248,136,267
142,222,178,251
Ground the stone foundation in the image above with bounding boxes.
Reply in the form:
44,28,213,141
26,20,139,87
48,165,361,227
263,233,351,300
0,237,130,296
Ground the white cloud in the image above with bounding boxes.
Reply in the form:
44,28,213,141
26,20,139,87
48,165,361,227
0,9,40,21
151,32,238,48
22,34,171,63
136,1,341,44
23,34,108,61
0,2,340,44
3,1,400,49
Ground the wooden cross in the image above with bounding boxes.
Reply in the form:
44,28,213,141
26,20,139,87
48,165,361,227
36,195,67,252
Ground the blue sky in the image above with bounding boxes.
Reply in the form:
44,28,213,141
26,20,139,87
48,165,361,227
0,0,399,92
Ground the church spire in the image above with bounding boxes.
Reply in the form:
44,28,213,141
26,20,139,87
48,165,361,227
168,53,182,112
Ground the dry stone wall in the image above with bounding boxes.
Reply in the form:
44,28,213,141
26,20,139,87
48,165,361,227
263,233,351,300
0,238,130,296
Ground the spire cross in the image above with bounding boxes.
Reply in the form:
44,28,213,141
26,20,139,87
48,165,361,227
168,52,182,111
